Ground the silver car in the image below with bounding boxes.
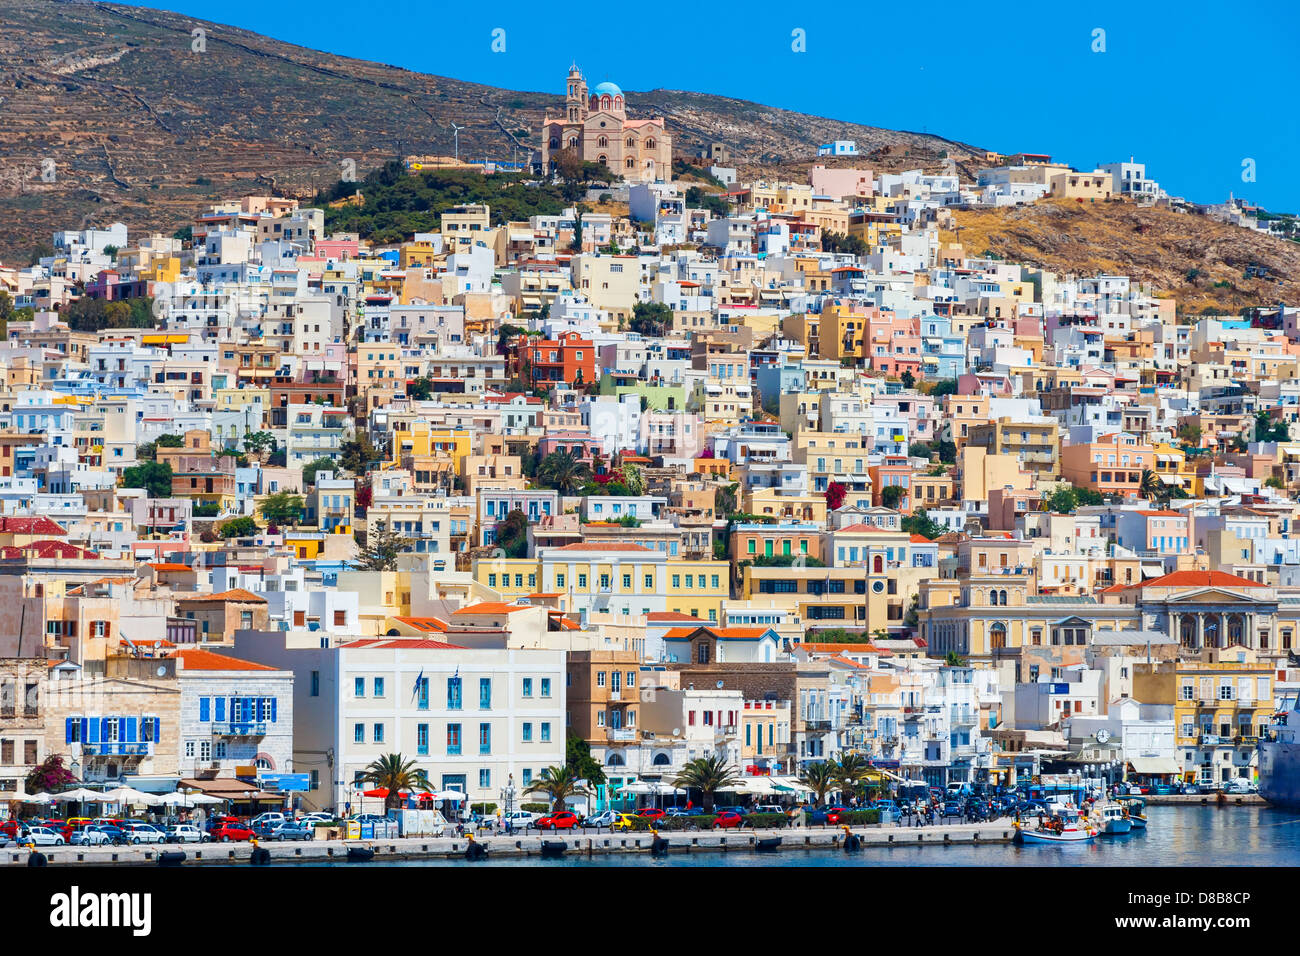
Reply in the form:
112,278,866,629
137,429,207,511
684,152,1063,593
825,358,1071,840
164,824,210,844
267,821,313,841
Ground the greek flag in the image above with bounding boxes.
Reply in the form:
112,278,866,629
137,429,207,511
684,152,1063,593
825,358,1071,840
412,668,424,702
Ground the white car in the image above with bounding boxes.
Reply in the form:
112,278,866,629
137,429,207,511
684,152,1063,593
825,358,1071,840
300,813,333,825
164,825,209,843
25,826,66,846
502,810,539,829
1224,778,1257,794
250,812,286,828
121,822,167,844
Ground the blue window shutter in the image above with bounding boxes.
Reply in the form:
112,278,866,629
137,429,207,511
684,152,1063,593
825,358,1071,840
65,718,74,744
271,698,278,723
80,718,89,742
124,717,135,743
87,718,97,744
98,717,110,742
199,697,210,722
152,718,160,741
215,697,226,722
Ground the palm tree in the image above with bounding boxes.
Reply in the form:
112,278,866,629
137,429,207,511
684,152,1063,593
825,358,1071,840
524,765,591,813
1139,468,1164,503
799,760,840,806
835,752,872,802
673,755,742,813
537,450,591,495
359,753,431,811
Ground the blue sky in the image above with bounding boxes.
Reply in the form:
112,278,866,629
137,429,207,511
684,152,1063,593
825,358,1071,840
136,0,1300,210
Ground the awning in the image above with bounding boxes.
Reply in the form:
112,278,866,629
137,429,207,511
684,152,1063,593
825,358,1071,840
1140,563,1165,579
1128,757,1181,775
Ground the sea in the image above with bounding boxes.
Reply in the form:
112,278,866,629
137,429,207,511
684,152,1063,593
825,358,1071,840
291,804,1300,867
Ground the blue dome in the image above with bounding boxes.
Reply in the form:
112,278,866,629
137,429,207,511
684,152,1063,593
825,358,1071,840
592,81,623,99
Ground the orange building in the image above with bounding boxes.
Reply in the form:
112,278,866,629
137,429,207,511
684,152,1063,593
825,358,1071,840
1059,432,1154,499
515,331,596,389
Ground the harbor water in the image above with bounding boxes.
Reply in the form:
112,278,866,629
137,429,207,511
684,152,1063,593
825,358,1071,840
301,804,1300,866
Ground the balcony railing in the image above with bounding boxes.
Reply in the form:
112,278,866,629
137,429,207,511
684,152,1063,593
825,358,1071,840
606,728,636,742
213,722,268,737
80,742,154,756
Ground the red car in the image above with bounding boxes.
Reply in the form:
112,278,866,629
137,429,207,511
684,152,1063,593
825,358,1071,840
536,811,582,830
211,822,255,842
635,808,665,822
712,810,745,829
34,819,73,841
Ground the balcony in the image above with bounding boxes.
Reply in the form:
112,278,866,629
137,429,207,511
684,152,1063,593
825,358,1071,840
213,722,267,737
951,708,978,725
1199,734,1224,746
606,728,636,742
608,689,621,701
79,742,154,757
804,719,831,732
1234,735,1260,746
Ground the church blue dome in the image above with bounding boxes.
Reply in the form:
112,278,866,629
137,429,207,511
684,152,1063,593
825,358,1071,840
592,81,623,100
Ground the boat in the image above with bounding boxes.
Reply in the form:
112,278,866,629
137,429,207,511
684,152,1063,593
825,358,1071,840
755,837,782,852
1258,702,1300,809
1089,802,1132,835
1118,798,1147,830
1014,809,1095,844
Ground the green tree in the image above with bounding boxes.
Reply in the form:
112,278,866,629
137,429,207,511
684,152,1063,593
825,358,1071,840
1265,475,1285,489
359,753,431,811
219,515,259,538
937,439,957,463
799,760,840,806
1178,422,1203,446
121,461,173,498
407,377,434,401
243,431,276,456
340,434,382,474
901,508,946,540
835,753,872,800
565,732,606,787
900,369,916,389
880,485,905,510
260,491,306,526
944,651,968,667
355,526,414,571
494,508,529,559
620,462,646,496
928,379,959,397
302,456,338,487
672,755,742,814
629,301,672,337
1140,469,1164,502
536,450,592,495
524,764,592,814
714,482,739,517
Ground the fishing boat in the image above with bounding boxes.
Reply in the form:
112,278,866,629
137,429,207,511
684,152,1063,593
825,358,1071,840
1089,802,1132,835
1014,809,1095,844
1119,798,1147,830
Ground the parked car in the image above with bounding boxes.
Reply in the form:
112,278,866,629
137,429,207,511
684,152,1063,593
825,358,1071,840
582,810,619,828
1180,783,1203,795
121,822,166,844
164,825,209,844
610,813,636,831
72,825,124,846
872,799,900,814
267,821,313,841
250,812,286,828
1224,777,1257,794
809,806,848,826
536,810,582,830
211,821,255,842
500,810,538,830
712,809,746,829
634,808,666,822
664,806,705,817
204,815,242,833
24,826,66,846
301,813,333,825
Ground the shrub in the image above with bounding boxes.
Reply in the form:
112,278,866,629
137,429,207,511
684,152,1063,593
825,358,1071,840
837,809,881,826
470,802,497,816
520,802,549,813
741,812,790,829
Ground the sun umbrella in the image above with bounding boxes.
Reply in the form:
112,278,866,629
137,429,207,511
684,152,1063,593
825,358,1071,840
432,790,466,802
102,787,163,806
54,788,107,802
362,787,393,799
23,793,53,804
616,782,657,795
157,792,194,806
185,793,223,805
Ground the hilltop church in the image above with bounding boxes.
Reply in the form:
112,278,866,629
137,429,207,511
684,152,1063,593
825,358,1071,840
541,65,672,183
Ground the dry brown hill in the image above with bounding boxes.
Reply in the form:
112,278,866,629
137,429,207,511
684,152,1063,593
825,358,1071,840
0,0,981,261
944,198,1300,313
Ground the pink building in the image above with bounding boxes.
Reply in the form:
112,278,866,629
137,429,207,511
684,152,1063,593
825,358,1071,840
808,166,875,201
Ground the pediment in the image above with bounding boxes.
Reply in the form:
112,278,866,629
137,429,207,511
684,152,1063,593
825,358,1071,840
1157,587,1265,605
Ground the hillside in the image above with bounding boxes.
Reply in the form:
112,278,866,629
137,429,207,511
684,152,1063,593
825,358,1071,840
944,198,1300,313
0,0,981,260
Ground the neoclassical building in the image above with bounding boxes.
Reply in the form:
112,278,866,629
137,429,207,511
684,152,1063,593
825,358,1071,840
541,65,672,183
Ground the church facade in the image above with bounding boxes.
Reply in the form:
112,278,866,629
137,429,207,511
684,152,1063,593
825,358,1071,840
541,66,672,183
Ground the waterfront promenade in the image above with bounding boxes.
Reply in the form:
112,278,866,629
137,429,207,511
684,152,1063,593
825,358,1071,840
1,821,1013,866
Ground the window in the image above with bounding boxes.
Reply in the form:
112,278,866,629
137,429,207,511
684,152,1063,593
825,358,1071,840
447,724,462,755
373,678,385,698
479,723,492,754
522,768,533,785
373,723,384,743
541,722,552,742
523,678,534,697
447,677,462,710
645,574,654,588
522,722,533,742
354,678,365,698
311,671,320,697
626,671,636,688
479,678,492,709
416,677,429,711
596,672,606,688
479,769,491,789
540,678,551,698
417,723,429,755
185,740,195,758
354,723,365,744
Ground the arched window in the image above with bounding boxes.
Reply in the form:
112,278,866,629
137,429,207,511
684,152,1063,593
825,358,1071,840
567,137,578,149
999,589,1008,606
990,622,1007,650
600,95,611,110
614,95,623,110
652,753,671,766
606,752,625,766
597,136,608,148
597,154,607,166
549,138,559,150
625,137,635,149
645,138,656,150
626,158,635,169
872,555,883,574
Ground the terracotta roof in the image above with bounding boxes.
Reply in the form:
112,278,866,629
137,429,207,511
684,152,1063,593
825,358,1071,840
836,524,903,534
0,540,98,560
452,602,536,616
0,516,67,536
176,649,276,671
909,534,937,544
648,611,705,623
148,563,194,572
800,642,888,655
1127,570,1267,590
662,626,772,640
176,588,267,603
1136,510,1184,517
392,616,449,632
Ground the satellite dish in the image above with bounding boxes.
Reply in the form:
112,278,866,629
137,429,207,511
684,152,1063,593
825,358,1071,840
672,727,681,737
716,680,724,689
156,666,167,677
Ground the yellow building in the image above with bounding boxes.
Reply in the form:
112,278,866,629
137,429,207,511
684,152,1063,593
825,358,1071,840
967,417,1061,480
386,423,473,474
